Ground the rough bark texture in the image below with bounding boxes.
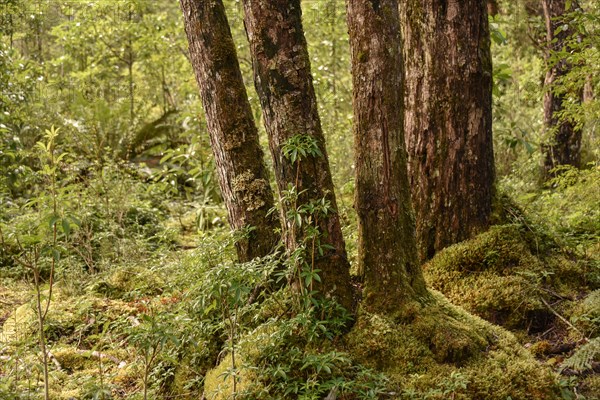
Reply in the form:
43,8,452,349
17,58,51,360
542,0,582,177
347,0,427,314
401,0,495,263
242,0,354,309
180,0,279,262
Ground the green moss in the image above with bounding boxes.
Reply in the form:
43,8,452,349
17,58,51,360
357,50,369,63
570,289,600,336
232,170,270,212
346,291,560,399
529,340,553,357
203,353,262,400
53,347,98,371
89,265,166,299
1,301,35,342
202,290,559,399
581,374,600,398
424,224,589,331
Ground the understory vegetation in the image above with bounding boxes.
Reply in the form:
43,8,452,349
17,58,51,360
1,0,599,399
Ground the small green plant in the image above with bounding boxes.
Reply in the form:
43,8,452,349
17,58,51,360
82,380,113,400
2,126,75,400
279,134,339,309
128,309,179,400
402,371,469,399
561,337,600,374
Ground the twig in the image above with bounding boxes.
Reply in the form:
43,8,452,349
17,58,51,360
540,287,573,301
541,297,585,337
76,349,127,369
46,350,62,371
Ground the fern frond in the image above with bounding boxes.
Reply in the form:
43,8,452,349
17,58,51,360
561,337,600,372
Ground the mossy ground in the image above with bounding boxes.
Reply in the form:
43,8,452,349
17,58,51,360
346,291,559,399
2,215,598,398
423,222,600,399
201,290,561,399
424,224,596,333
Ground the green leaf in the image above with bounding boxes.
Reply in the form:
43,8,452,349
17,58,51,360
61,218,71,236
48,214,60,229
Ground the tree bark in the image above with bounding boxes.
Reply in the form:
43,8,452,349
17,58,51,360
242,0,354,309
400,0,495,263
180,0,279,262
542,0,582,177
347,0,427,314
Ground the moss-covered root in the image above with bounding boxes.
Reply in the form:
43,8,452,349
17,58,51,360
346,290,560,399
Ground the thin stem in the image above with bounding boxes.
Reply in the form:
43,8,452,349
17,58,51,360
33,248,49,400
310,215,318,294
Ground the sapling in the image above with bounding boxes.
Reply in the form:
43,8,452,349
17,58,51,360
129,307,178,400
4,127,74,399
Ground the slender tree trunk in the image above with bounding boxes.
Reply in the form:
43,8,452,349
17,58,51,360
400,0,495,263
242,0,354,310
542,0,582,177
347,0,427,315
180,0,279,262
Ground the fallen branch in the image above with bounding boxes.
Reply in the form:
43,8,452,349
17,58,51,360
47,350,62,371
561,362,600,376
76,349,127,369
541,297,584,337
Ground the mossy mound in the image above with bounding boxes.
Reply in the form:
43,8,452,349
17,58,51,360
571,289,600,337
204,353,262,400
347,291,559,399
202,291,559,399
88,265,166,299
424,224,590,332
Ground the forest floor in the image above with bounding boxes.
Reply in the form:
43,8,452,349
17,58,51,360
1,181,599,399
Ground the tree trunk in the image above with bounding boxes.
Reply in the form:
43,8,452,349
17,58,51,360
542,0,582,177
180,0,279,262
242,0,354,310
400,0,495,263
347,0,427,315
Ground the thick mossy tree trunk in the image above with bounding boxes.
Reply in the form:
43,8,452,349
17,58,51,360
400,0,495,263
347,0,427,314
180,0,279,262
242,0,354,309
542,0,582,177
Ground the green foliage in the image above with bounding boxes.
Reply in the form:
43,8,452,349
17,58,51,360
0,1,599,399
491,5,545,180
561,337,600,373
571,290,600,337
547,3,600,163
282,134,323,164
525,164,600,253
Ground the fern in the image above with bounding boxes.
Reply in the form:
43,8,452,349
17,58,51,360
560,337,600,372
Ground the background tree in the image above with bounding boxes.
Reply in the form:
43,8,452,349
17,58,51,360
400,0,495,262
180,0,279,262
542,0,582,176
242,0,354,309
347,0,426,314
